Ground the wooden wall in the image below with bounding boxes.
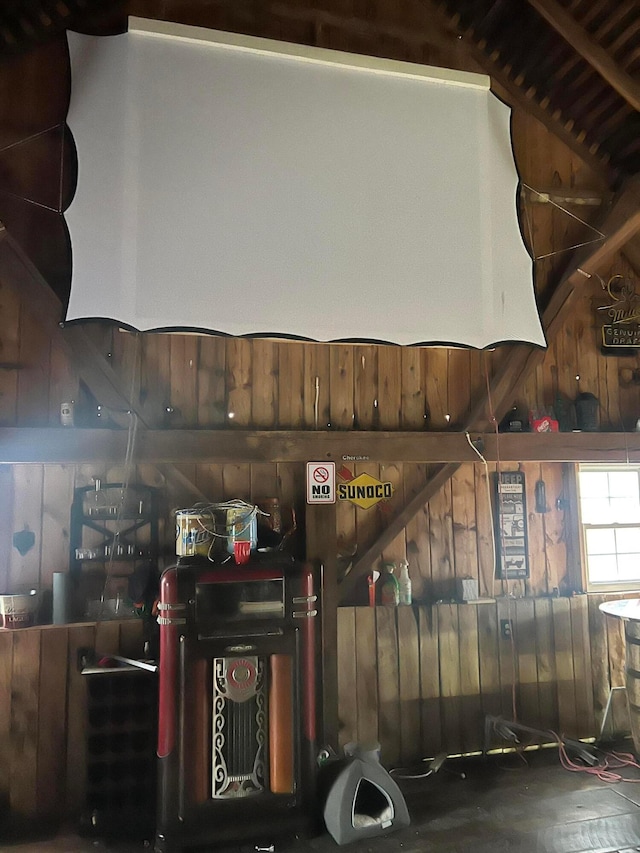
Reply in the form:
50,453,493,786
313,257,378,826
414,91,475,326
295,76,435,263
0,597,631,824
0,620,144,824
2,0,640,825
4,284,640,433
1,459,575,603
337,595,632,766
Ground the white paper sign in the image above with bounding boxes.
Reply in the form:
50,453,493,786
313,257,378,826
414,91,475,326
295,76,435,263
306,462,336,504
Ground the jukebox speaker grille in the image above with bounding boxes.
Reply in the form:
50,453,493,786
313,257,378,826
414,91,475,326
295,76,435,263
212,656,266,798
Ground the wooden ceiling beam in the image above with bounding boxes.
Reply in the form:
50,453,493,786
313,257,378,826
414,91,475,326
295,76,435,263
270,1,456,52
527,0,640,113
427,1,616,182
8,427,640,465
524,187,609,206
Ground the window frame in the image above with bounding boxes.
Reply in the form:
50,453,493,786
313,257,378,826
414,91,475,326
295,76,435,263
577,462,640,593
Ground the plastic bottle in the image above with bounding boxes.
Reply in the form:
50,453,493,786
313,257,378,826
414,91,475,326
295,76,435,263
398,559,412,605
380,562,399,607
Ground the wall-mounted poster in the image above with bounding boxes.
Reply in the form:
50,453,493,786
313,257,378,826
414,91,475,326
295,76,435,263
492,471,529,580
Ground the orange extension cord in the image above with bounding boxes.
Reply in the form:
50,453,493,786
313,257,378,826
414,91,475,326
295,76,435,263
551,733,640,783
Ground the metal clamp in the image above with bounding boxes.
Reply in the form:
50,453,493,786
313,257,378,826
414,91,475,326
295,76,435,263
157,602,186,612
157,615,187,626
292,594,318,604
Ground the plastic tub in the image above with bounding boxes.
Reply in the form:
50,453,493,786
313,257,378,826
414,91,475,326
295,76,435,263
0,590,38,629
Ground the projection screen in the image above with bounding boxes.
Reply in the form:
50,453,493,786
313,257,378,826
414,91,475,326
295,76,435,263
65,18,546,349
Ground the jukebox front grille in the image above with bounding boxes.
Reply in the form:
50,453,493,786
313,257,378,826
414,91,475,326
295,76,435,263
212,656,266,798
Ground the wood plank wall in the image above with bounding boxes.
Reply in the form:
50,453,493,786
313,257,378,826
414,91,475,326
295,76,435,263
0,595,631,825
0,620,144,824
2,0,640,824
337,594,632,766
0,458,633,763
4,292,640,433
0,459,577,602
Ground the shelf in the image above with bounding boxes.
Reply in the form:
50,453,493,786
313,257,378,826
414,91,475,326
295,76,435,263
70,483,159,582
3,427,640,464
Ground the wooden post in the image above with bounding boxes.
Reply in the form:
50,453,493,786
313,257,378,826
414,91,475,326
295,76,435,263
306,502,338,751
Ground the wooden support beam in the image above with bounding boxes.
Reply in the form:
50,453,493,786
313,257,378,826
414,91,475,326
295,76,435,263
622,236,640,279
524,187,608,207
306,502,338,749
527,0,640,113
7,427,640,465
338,463,458,603
154,463,209,504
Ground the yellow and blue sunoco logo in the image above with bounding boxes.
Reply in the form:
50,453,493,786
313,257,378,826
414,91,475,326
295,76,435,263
338,472,394,510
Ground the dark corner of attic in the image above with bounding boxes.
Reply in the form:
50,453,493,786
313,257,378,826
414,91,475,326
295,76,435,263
3,2,640,853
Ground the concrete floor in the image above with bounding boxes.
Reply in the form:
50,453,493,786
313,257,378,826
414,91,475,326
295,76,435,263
4,743,640,853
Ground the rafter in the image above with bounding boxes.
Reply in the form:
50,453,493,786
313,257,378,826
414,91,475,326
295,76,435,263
269,1,455,53
527,0,640,112
427,0,616,182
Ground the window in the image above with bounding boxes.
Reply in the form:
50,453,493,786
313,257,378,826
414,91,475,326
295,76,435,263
578,464,640,591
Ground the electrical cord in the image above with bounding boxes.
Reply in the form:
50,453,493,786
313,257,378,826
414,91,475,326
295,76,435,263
482,354,518,723
176,500,268,561
551,732,640,783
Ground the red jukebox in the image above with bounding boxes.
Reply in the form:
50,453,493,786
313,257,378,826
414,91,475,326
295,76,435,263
154,555,318,853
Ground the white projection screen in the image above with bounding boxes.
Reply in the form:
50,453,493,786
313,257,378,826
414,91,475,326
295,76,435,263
65,18,546,349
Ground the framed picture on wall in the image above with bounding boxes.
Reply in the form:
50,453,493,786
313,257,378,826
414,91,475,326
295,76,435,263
492,471,529,580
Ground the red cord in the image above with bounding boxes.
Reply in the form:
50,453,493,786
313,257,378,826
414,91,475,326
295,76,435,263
550,732,640,783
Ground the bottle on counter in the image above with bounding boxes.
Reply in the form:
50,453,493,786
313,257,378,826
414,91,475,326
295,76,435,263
398,559,412,605
380,562,399,607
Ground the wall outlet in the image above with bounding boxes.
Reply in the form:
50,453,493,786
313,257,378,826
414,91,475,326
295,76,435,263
500,619,513,639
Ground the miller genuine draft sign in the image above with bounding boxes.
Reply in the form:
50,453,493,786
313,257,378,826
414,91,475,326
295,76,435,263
597,275,640,349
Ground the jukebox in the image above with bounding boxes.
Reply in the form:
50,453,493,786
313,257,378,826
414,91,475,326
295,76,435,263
154,554,318,852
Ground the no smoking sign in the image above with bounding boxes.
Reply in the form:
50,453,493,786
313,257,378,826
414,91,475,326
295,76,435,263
306,462,336,504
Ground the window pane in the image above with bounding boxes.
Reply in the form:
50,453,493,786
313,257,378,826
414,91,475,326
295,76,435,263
588,554,616,583
616,527,640,553
580,471,609,498
617,554,640,581
609,472,639,498
610,497,640,524
580,466,640,588
582,497,615,525
585,528,616,555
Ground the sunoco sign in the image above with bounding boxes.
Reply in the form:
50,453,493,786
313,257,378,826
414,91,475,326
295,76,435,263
338,472,394,510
